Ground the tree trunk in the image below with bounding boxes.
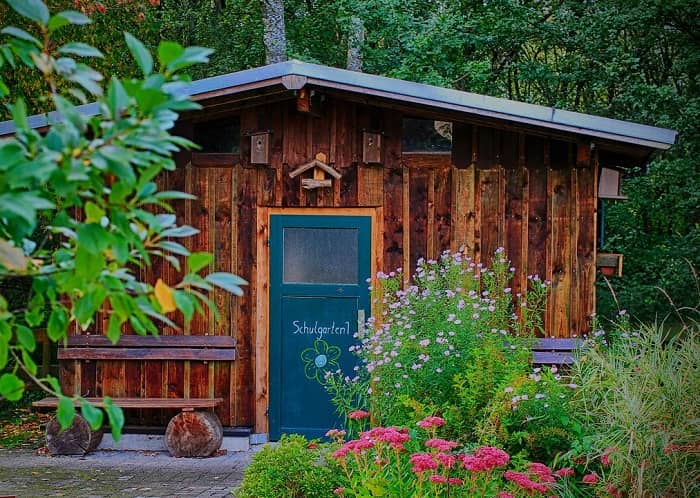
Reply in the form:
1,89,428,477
46,414,103,455
165,411,223,457
261,0,287,64
346,16,364,72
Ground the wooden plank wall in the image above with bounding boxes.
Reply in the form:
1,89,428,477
62,96,597,428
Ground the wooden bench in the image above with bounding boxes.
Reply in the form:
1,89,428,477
531,337,583,366
34,334,235,457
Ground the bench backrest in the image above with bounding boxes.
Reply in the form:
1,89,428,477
58,335,236,361
531,338,582,366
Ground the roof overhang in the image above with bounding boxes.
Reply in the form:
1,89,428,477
0,60,678,152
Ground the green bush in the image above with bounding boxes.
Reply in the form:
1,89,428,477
327,249,580,465
233,435,343,498
571,322,700,497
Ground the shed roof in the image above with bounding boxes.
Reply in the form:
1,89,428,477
0,60,677,150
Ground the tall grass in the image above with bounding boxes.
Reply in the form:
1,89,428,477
572,320,700,497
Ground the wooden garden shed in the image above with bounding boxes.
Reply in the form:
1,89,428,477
1,61,677,440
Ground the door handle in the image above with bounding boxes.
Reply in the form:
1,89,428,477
357,309,365,331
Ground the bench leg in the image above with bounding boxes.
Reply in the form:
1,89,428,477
46,414,104,455
164,411,223,457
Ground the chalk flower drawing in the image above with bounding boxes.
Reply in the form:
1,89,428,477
301,339,341,384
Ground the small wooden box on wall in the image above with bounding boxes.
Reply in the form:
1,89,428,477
250,131,271,165
362,131,383,164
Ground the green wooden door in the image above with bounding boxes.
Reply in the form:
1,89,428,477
269,214,371,440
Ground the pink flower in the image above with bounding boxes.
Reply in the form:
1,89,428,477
425,438,460,452
460,454,487,472
555,467,575,478
325,429,347,439
448,477,464,486
417,416,445,429
498,493,515,498
435,452,457,469
409,452,438,473
333,487,345,495
528,462,552,477
601,447,617,467
429,474,449,483
348,410,370,420
504,471,549,493
605,483,622,498
582,472,599,484
474,446,510,468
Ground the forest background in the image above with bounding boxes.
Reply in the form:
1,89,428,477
2,0,698,324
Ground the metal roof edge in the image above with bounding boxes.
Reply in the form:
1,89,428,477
281,60,677,147
0,60,678,148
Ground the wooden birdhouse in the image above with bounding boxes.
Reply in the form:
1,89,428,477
598,167,628,199
362,131,383,164
289,152,342,190
250,131,271,165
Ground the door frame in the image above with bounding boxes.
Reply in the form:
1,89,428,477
255,207,382,435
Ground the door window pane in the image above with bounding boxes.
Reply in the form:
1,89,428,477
283,227,358,283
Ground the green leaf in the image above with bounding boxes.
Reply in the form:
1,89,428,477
124,32,153,77
0,26,41,47
49,10,91,32
22,348,37,375
0,335,8,370
0,373,24,401
57,396,76,430
158,240,190,256
80,400,103,431
157,41,184,66
47,306,68,341
161,225,199,238
173,291,195,322
0,141,24,170
106,314,123,344
106,77,129,118
103,397,124,442
15,325,36,352
166,46,214,73
205,272,247,296
77,224,109,254
6,0,49,24
10,97,28,131
152,190,196,201
84,201,105,224
187,252,213,273
52,94,85,131
58,42,103,58
0,239,28,271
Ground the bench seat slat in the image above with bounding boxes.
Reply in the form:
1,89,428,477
532,351,576,365
33,397,223,409
66,335,235,348
58,347,235,361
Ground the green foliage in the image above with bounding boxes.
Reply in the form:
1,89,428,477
477,368,580,463
571,322,700,497
233,434,343,498
327,249,570,465
0,0,245,439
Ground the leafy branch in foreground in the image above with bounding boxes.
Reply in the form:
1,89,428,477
0,0,245,439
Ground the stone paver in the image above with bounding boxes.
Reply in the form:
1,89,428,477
0,447,258,497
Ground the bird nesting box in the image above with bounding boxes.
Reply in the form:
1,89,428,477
362,131,383,164
250,132,271,165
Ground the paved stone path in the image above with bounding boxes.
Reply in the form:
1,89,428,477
0,447,257,498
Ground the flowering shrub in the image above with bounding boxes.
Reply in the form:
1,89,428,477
329,415,577,497
477,366,581,462
327,249,553,446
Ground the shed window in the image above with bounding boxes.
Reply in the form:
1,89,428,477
193,117,240,153
402,118,452,153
